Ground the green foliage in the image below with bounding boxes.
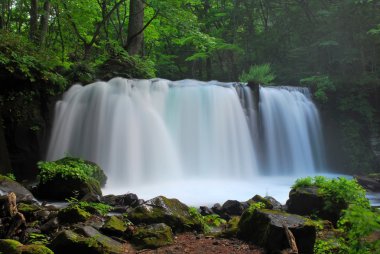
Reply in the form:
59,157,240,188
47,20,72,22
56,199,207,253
188,207,226,233
239,64,276,84
66,197,112,216
203,214,227,227
5,173,16,181
188,207,211,233
300,75,336,103
37,157,105,185
247,202,266,213
314,239,342,254
292,176,370,210
27,233,49,245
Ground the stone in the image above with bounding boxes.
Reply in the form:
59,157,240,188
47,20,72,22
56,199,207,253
251,195,273,208
221,200,245,216
0,175,36,203
237,208,316,254
19,244,54,254
127,196,202,232
17,203,42,220
264,196,283,210
101,216,127,237
0,239,23,254
211,203,222,215
49,226,124,254
130,223,174,249
199,206,213,216
58,206,91,224
101,193,139,207
354,174,380,192
40,217,59,234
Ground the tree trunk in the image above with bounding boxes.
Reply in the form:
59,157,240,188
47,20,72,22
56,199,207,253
39,0,50,46
29,0,38,41
126,0,144,55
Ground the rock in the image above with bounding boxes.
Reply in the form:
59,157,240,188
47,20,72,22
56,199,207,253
211,203,222,215
58,206,91,224
199,206,213,216
221,200,245,216
264,196,283,210
286,186,343,224
101,193,139,207
130,223,174,249
17,203,42,220
354,174,380,192
251,195,273,208
40,217,59,234
19,244,54,254
49,226,124,254
101,216,127,237
237,208,316,254
219,216,240,238
0,239,53,254
0,239,23,254
128,196,202,232
0,175,36,203
80,193,101,203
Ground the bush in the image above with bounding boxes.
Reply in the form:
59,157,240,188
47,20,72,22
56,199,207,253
239,63,276,84
300,75,335,103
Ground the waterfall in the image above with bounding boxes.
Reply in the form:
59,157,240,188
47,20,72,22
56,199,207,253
259,86,327,175
47,78,257,187
46,78,327,198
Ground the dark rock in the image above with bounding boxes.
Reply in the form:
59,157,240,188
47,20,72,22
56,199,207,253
251,195,273,209
49,226,124,254
128,196,202,232
199,206,213,216
19,244,54,254
101,216,127,237
40,217,59,234
355,175,380,192
0,175,36,203
80,193,101,203
286,186,343,224
111,206,129,214
237,208,316,254
102,193,139,207
58,206,91,224
129,223,174,249
221,200,245,216
0,239,54,254
17,203,42,220
211,203,222,215
264,196,283,210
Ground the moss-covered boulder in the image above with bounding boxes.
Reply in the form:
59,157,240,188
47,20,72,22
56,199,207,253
0,175,36,203
101,216,127,237
36,157,105,200
237,208,316,254
49,226,124,254
128,196,202,232
130,223,173,249
19,244,54,254
219,216,240,238
17,203,43,220
0,239,23,254
58,206,91,224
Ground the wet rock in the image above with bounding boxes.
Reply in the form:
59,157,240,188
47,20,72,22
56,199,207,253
128,196,202,232
355,174,380,192
40,217,59,234
80,193,101,203
237,208,316,254
221,200,245,216
199,206,213,216
49,226,124,254
211,203,222,215
101,216,127,237
17,203,42,221
58,206,91,224
129,223,174,249
264,196,283,210
0,175,36,203
102,193,139,207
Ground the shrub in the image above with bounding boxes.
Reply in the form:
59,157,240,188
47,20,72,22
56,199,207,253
239,64,276,84
300,75,335,103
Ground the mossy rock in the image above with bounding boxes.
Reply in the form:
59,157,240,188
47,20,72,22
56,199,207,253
0,239,23,254
49,226,124,254
19,244,54,254
17,203,43,220
130,223,173,249
101,216,127,237
128,196,202,232
219,216,240,238
58,206,91,224
237,208,316,254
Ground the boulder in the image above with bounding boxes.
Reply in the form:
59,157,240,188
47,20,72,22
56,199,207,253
354,174,380,192
237,208,316,254
127,196,202,232
286,186,343,224
0,175,36,203
17,203,43,221
58,206,91,224
129,223,173,249
251,195,273,208
101,193,139,207
221,200,245,217
101,216,127,237
0,239,54,254
49,226,124,254
19,244,54,254
264,196,283,210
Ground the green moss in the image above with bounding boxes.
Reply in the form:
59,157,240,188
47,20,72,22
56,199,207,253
219,216,240,238
58,206,91,223
132,223,173,249
101,216,127,236
19,245,54,254
0,239,23,254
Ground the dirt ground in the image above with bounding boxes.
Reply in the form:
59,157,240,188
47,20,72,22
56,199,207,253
122,232,265,254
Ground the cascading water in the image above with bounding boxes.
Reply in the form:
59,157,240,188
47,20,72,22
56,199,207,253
259,86,327,175
46,78,328,204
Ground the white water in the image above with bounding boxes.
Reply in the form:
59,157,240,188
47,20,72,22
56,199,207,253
47,78,328,205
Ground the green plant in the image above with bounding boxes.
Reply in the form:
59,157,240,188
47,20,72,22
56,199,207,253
27,233,49,245
239,64,276,84
188,207,211,233
5,173,16,181
292,176,370,210
66,197,112,216
247,202,266,213
203,214,227,227
300,75,335,103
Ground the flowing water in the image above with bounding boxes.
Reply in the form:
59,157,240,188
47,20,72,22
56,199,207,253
47,78,329,205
